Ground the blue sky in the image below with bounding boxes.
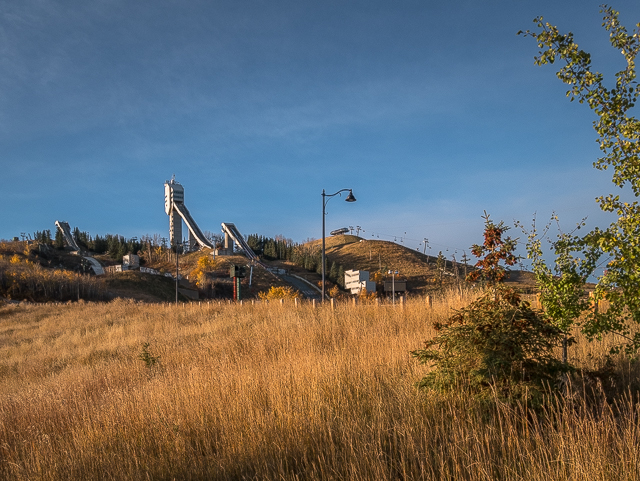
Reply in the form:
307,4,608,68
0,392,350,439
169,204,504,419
2,0,639,267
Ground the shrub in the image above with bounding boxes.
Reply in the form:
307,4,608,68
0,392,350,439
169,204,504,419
412,285,572,406
258,286,300,300
413,213,570,407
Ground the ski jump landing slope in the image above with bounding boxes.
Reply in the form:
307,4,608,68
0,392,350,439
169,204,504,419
221,222,259,263
54,221,82,252
173,203,214,249
54,220,104,275
172,204,259,266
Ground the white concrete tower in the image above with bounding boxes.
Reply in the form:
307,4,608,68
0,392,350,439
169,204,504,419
164,175,184,247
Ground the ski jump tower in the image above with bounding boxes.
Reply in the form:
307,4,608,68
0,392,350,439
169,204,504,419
164,176,214,250
164,176,184,247
164,176,259,261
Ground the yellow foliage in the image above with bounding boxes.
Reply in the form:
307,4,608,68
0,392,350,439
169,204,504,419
197,255,217,270
328,285,340,298
359,287,377,301
10,255,21,265
258,286,300,300
371,271,384,283
190,255,218,289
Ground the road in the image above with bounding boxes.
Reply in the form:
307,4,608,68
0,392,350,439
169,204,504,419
280,274,322,300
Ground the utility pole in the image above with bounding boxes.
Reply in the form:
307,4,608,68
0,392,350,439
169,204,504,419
461,250,470,280
452,253,459,281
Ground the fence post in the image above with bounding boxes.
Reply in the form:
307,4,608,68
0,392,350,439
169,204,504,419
589,291,598,313
330,298,335,310
312,299,316,309
425,295,432,308
280,298,284,306
352,297,357,307
295,298,299,308
400,296,404,309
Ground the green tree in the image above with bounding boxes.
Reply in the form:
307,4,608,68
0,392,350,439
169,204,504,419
517,215,597,363
54,229,64,249
329,261,338,282
107,235,121,259
263,239,277,260
337,265,345,288
521,5,640,352
92,235,108,254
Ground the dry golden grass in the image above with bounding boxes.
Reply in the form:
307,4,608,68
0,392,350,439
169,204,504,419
0,291,639,480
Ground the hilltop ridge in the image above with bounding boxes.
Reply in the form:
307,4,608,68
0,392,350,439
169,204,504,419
0,235,536,303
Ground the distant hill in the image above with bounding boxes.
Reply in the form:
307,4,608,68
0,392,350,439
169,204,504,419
0,236,538,303
275,235,538,296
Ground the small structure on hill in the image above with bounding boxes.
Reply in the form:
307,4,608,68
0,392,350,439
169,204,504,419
330,227,349,236
123,254,140,269
384,277,407,293
345,269,376,295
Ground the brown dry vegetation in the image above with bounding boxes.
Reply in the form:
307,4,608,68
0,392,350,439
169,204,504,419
304,236,442,293
1,291,639,480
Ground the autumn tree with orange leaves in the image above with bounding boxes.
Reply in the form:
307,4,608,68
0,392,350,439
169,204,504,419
467,211,518,285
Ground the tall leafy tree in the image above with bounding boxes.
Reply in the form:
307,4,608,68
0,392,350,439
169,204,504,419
521,5,640,352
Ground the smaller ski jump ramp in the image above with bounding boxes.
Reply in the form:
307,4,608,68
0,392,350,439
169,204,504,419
54,220,104,275
54,221,82,252
221,223,259,262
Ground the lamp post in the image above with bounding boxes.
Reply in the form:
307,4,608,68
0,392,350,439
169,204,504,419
174,240,187,306
175,241,179,305
322,188,356,301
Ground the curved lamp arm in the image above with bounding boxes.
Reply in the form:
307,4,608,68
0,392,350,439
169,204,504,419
321,188,356,302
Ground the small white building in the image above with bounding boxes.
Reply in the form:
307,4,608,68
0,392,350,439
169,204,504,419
344,269,376,295
123,254,140,269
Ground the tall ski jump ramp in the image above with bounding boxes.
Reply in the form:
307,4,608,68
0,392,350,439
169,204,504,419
164,177,259,263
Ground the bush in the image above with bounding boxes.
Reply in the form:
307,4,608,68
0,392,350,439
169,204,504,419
412,285,572,406
258,286,300,300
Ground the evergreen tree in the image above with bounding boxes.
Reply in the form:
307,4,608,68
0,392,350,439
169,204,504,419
107,235,121,259
263,239,277,260
93,235,108,254
337,265,345,288
329,261,338,282
54,229,65,249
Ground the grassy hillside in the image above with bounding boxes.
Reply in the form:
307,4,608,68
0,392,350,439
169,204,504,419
1,237,538,303
0,293,637,480
295,235,460,294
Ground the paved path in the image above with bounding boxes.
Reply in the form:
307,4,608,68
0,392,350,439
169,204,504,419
281,274,322,300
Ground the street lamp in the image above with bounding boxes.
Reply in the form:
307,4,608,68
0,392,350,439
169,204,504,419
322,188,356,301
